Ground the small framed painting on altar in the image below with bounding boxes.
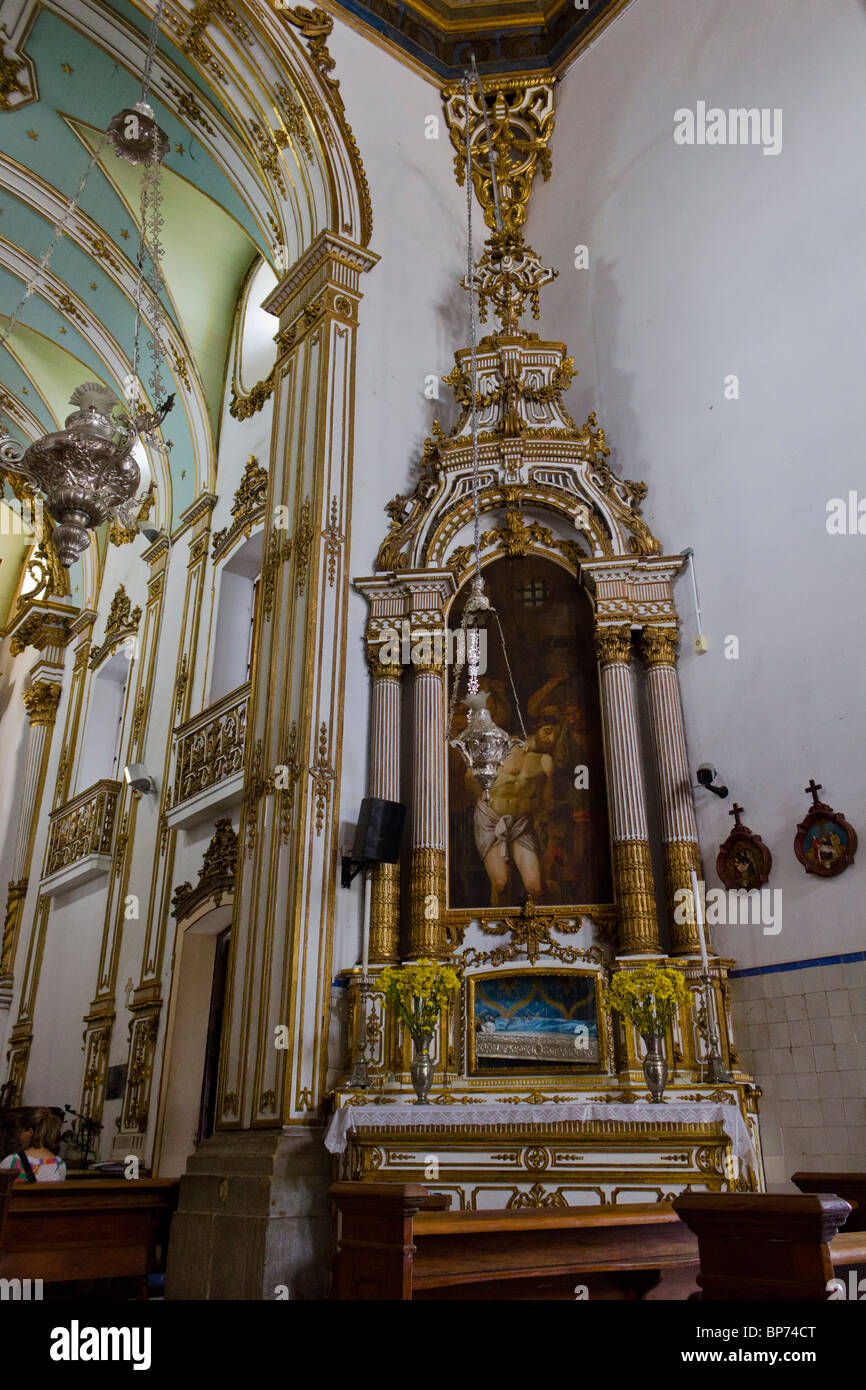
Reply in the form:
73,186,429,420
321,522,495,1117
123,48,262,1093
467,968,609,1075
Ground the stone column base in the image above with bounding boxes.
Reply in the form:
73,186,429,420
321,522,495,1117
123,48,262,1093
164,1127,333,1300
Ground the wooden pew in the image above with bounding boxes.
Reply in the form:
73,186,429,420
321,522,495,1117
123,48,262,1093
673,1192,866,1299
330,1182,700,1300
792,1171,866,1231
0,1173,178,1295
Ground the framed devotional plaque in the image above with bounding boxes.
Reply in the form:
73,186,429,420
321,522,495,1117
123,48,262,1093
467,967,609,1076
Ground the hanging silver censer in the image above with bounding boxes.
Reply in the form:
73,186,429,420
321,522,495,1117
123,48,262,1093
106,103,169,166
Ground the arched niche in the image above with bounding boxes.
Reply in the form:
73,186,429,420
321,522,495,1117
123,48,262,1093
446,554,612,916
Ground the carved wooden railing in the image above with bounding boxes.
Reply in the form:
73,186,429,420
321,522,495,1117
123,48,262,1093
170,683,249,811
45,779,121,877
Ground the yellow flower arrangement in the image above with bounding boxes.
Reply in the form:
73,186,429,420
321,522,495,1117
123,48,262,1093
380,958,461,1039
606,964,692,1038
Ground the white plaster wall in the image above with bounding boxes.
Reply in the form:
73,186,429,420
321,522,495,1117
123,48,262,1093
534,0,866,970
531,0,866,1174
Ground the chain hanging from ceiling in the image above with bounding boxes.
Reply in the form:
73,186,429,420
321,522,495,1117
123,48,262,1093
447,63,527,800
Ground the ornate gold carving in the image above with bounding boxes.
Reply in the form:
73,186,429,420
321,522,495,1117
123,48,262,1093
479,503,553,557
0,50,29,111
170,0,252,81
164,80,216,136
595,624,632,666
174,654,189,715
9,608,70,655
507,1183,566,1209
294,497,313,596
611,839,660,954
369,861,400,965
275,83,313,161
322,495,344,587
408,847,447,959
45,780,120,878
16,537,69,606
277,6,373,244
80,1019,112,1123
212,455,268,559
261,1089,277,1113
663,840,703,956
22,679,61,725
639,626,679,667
441,76,555,234
249,119,288,195
229,367,275,420
309,722,334,836
89,584,141,667
113,812,129,879
172,686,248,810
461,898,602,969
121,1010,160,1131
223,1091,238,1116
466,232,557,335
262,525,292,621
0,879,28,977
279,722,301,843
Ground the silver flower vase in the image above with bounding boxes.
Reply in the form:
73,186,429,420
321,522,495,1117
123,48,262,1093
410,1031,434,1104
641,1033,668,1103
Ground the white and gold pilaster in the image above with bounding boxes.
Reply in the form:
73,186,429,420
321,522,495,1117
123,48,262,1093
218,232,379,1131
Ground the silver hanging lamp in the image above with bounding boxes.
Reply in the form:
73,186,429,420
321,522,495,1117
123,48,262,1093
0,0,173,566
447,64,526,800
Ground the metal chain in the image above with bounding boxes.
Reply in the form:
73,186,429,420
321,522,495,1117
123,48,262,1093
494,610,527,741
140,0,167,107
0,136,108,358
464,73,481,583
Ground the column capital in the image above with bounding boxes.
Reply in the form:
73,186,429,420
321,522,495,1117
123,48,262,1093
595,623,633,666
263,231,380,341
22,678,62,725
639,626,679,667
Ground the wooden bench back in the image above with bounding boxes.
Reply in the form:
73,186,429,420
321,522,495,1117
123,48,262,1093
673,1192,863,1300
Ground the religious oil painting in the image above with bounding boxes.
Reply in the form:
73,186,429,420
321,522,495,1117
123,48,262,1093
448,556,612,911
468,969,602,1072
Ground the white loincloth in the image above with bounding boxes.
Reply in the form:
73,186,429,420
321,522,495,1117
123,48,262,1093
473,800,538,863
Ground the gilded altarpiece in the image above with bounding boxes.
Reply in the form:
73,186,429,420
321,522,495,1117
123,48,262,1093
340,75,763,1211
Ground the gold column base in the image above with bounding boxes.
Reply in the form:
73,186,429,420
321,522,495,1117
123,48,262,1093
408,847,447,959
664,839,706,955
369,861,400,964
612,839,660,954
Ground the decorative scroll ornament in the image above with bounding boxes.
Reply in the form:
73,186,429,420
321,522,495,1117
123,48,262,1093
460,897,603,969
171,817,238,918
212,455,268,558
465,231,557,335
441,76,555,235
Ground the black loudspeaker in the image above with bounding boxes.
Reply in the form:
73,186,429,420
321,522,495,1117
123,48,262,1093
352,797,406,864
341,798,406,887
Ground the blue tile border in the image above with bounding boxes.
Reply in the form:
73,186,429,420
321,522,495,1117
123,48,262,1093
730,951,866,979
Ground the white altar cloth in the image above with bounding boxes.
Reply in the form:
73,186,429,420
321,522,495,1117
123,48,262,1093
325,1101,757,1172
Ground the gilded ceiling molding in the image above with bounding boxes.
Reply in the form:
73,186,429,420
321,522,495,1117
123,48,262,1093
0,33,37,112
325,0,631,80
212,454,268,560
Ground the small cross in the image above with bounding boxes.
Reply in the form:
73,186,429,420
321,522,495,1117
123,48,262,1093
729,803,744,827
805,779,823,805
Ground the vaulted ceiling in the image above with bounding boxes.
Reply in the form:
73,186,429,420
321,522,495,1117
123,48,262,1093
1,0,354,608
